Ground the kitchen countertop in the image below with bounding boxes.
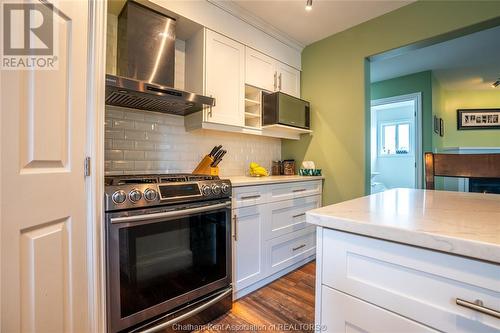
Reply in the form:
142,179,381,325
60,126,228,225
224,175,324,187
307,188,500,263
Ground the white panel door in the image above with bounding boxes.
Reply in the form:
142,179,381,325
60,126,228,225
1,1,90,332
245,47,276,92
277,62,301,98
205,29,245,126
321,286,438,333
233,205,265,291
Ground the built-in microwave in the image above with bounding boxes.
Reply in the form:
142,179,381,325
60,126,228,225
262,92,310,129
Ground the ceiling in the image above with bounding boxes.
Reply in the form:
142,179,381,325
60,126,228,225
225,0,414,46
371,25,500,90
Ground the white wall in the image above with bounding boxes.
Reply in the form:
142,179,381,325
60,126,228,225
105,106,281,176
374,104,415,189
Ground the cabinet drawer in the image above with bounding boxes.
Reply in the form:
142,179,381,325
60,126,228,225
232,185,267,208
266,226,316,275
266,195,321,240
321,229,500,333
269,180,322,202
321,285,437,333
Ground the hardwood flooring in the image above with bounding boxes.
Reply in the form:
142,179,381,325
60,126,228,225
195,261,316,333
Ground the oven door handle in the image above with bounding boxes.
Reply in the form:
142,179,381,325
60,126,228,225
133,287,232,333
110,202,231,224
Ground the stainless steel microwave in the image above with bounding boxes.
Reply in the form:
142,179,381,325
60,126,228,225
262,92,310,129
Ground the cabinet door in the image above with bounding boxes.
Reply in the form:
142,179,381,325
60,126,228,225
245,47,276,92
205,29,245,126
277,62,301,97
321,286,438,333
233,205,265,291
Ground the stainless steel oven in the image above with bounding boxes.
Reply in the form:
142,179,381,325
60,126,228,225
105,174,232,332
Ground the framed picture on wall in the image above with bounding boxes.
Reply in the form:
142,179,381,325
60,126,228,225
433,115,439,134
457,109,500,130
439,118,444,137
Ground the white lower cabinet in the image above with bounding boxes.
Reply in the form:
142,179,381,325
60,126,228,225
316,228,500,333
232,180,322,297
321,286,437,333
233,205,265,290
266,195,321,239
266,226,316,276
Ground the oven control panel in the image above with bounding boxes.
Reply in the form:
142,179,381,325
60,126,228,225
105,179,232,212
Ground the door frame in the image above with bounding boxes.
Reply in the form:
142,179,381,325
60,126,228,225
370,92,423,189
86,0,107,331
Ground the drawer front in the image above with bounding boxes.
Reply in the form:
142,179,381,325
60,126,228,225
321,285,437,333
266,226,316,275
321,229,500,333
269,180,322,202
266,195,321,240
232,185,267,208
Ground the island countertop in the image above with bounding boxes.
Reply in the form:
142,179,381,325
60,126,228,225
306,188,500,263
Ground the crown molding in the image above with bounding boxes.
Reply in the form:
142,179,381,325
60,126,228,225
206,0,305,51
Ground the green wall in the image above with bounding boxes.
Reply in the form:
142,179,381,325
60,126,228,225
371,71,433,155
282,1,500,205
434,89,500,149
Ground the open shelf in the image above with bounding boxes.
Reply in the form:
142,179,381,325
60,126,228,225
245,112,261,118
262,124,312,135
245,98,260,107
244,84,262,129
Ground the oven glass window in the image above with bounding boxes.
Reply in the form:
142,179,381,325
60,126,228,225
118,209,228,317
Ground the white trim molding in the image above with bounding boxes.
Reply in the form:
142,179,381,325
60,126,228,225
86,0,107,331
206,0,305,52
371,92,423,189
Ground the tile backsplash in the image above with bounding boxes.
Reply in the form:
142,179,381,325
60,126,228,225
105,106,281,176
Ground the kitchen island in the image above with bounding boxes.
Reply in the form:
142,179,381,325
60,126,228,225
307,188,500,333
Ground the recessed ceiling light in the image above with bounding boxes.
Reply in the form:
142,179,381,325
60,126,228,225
305,0,312,11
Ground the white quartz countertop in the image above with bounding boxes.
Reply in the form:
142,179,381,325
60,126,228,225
224,175,324,187
307,188,500,263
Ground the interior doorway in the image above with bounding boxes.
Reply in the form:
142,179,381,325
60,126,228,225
370,93,422,193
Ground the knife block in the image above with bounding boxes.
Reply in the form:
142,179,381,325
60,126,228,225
193,155,219,176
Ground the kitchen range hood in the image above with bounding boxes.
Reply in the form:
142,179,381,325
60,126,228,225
105,1,214,115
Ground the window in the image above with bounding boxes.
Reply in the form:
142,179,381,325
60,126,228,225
380,121,411,156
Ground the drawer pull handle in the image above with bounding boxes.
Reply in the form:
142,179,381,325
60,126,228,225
293,189,307,193
293,213,306,218
456,298,500,319
292,244,306,251
233,214,238,241
240,195,261,200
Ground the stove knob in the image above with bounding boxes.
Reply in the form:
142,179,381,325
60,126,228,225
201,185,212,196
129,189,142,202
212,184,221,195
144,188,157,201
221,183,230,194
112,190,127,204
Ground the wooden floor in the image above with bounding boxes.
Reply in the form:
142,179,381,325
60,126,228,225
196,262,316,333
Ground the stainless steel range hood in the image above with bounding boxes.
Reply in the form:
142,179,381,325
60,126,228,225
105,1,214,115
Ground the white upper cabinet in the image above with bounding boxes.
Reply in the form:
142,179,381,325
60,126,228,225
245,47,301,98
277,62,301,97
205,29,245,127
245,47,276,92
185,29,306,139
